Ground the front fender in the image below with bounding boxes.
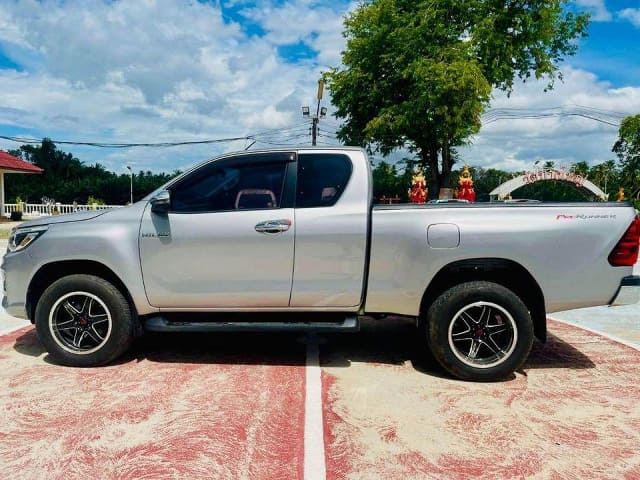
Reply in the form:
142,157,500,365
26,205,157,317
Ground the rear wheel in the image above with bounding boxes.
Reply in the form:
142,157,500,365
425,281,533,381
35,274,135,367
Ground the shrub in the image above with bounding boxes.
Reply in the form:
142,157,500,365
87,196,105,206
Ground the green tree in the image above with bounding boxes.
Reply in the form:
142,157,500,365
543,161,556,170
589,160,618,199
613,114,640,205
373,157,427,201
372,160,402,201
571,161,589,176
327,0,589,197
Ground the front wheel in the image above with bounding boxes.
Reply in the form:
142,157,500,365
425,281,534,382
35,274,135,367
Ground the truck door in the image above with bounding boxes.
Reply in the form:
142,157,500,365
139,152,297,308
289,151,370,308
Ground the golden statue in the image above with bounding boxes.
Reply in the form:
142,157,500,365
617,187,625,202
408,168,427,203
456,165,476,202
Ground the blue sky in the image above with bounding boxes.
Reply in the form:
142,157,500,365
0,0,639,173
570,1,640,86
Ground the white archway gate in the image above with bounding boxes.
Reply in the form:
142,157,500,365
489,168,608,201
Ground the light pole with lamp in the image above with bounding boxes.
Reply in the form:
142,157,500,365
302,78,327,146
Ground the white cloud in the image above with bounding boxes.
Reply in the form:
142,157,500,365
618,8,640,27
461,67,640,171
0,0,637,179
0,0,342,171
239,1,351,68
575,0,612,21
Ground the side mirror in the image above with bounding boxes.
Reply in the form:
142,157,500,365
150,190,171,214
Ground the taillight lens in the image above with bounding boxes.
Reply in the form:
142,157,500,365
608,217,640,266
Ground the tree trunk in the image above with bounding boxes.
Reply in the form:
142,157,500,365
418,143,456,199
419,143,440,199
440,142,452,191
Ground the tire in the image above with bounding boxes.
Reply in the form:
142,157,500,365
35,274,135,367
425,281,533,382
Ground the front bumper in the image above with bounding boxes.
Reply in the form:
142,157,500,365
1,251,35,320
610,276,640,306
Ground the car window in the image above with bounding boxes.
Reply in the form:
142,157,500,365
171,160,288,213
296,153,352,208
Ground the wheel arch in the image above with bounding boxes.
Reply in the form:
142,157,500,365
419,258,546,342
27,260,137,323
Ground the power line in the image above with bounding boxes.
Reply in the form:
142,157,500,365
481,112,620,127
480,106,624,127
0,134,253,148
0,105,625,151
0,122,315,149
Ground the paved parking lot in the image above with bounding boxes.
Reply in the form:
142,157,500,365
1,316,639,479
1,233,639,479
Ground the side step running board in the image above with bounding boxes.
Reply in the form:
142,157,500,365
143,316,360,333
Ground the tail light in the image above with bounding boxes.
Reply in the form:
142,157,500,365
608,216,640,266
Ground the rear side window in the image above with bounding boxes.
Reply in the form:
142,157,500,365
171,161,287,213
296,154,352,208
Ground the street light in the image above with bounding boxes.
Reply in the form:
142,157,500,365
302,78,326,146
126,166,133,204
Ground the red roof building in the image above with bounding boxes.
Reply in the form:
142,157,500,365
0,151,44,174
0,150,44,218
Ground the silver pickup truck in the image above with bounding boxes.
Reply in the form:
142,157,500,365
3,147,639,381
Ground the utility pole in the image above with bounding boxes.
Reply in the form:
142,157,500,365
312,114,318,147
302,78,327,146
126,165,133,204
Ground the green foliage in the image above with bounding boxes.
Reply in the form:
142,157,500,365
86,195,105,206
327,0,589,197
371,159,411,201
372,161,402,201
571,161,589,176
6,139,180,204
513,181,592,202
613,114,640,202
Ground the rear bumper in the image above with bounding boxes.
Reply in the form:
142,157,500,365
610,276,640,306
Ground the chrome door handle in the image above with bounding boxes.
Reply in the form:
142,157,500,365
255,219,292,234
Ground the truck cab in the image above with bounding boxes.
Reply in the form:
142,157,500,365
138,149,370,310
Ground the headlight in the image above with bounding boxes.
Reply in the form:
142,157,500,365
8,226,48,253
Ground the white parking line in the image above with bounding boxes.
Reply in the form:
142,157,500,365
304,340,327,480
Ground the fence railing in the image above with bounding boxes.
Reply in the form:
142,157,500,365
2,203,125,218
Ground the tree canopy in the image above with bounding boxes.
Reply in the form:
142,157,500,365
327,0,589,197
613,114,640,200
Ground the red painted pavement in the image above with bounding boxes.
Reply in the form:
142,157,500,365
3,319,640,480
322,319,640,480
0,328,306,479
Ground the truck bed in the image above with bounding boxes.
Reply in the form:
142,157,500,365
365,202,637,315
